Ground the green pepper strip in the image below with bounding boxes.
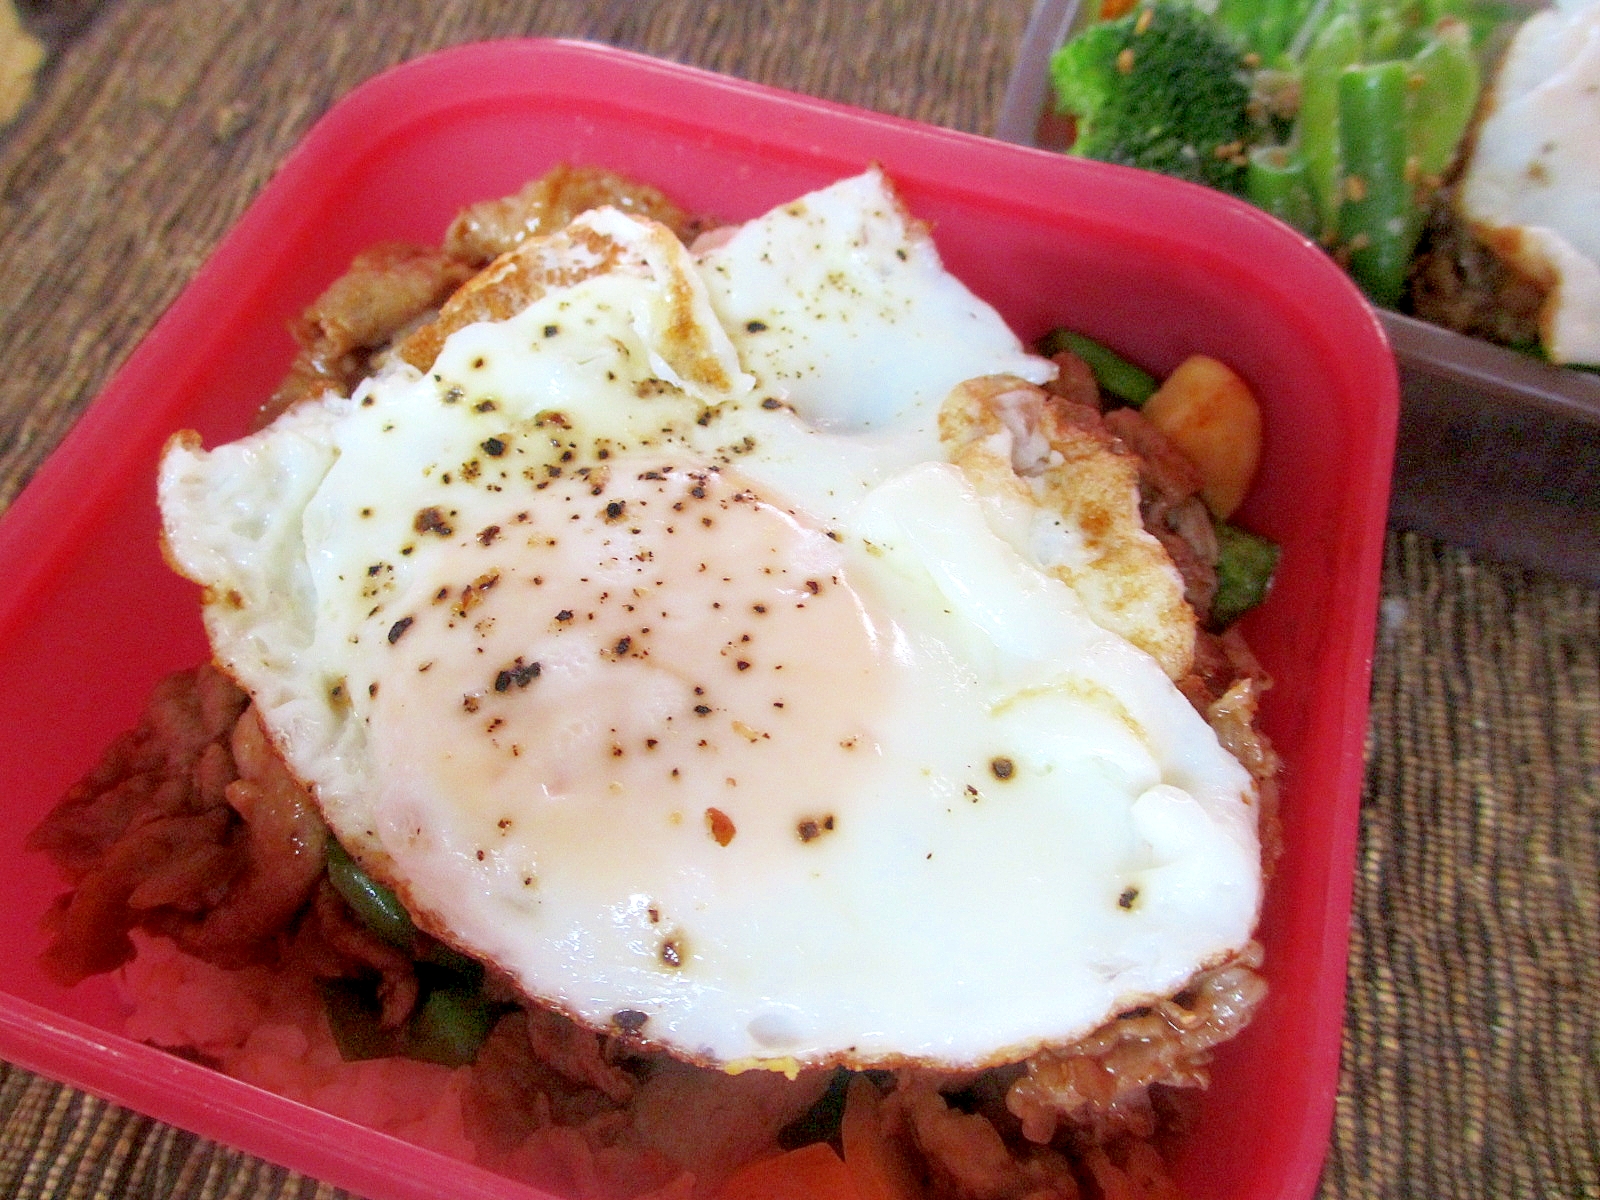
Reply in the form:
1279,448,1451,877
326,840,417,950
323,976,506,1068
1336,60,1417,308
1211,521,1282,628
407,981,506,1068
1036,329,1159,406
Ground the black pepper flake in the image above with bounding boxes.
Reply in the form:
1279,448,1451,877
387,616,414,644
494,658,542,692
745,319,768,332
605,500,627,521
613,1009,649,1033
693,704,711,716
556,609,574,622
1118,886,1140,910
482,436,508,457
990,756,1016,781
477,525,501,546
760,397,783,410
543,324,560,338
414,507,454,536
474,399,497,413
614,636,632,656
797,817,834,843
660,939,683,968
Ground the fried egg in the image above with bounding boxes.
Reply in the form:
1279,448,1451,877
1458,0,1600,365
158,168,1262,1071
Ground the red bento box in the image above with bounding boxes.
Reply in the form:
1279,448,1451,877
0,37,1395,1200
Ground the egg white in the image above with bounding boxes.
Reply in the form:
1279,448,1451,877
159,168,1261,1070
1459,0,1600,365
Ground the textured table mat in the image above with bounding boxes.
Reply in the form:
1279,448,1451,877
2,1,1597,1198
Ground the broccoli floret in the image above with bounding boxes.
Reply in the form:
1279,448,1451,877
1050,2,1256,193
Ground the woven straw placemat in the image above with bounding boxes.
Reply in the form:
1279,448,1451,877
2,2,1596,1198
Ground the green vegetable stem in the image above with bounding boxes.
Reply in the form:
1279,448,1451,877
1297,10,1362,239
1407,18,1480,182
1336,60,1415,307
1245,145,1317,235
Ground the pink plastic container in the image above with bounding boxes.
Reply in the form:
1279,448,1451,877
0,39,1395,1200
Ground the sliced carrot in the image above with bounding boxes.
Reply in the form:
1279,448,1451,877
714,1140,864,1200
1140,354,1263,521
840,1076,923,1200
